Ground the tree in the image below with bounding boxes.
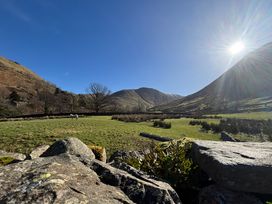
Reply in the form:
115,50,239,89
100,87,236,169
86,83,111,113
8,91,21,105
38,90,50,114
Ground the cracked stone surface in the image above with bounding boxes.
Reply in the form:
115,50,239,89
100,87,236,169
41,137,95,160
199,185,262,204
0,138,182,204
192,140,272,194
0,154,133,204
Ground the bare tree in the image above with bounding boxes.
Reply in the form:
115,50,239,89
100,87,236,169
86,83,111,113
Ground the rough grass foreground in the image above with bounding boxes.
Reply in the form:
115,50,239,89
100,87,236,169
0,116,219,156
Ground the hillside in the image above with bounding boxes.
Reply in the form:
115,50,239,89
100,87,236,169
108,87,183,112
153,42,272,114
0,57,91,116
0,56,182,116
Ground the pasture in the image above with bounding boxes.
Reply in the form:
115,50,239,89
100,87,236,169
215,111,272,120
0,116,219,156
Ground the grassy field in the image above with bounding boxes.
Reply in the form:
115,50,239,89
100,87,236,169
0,116,219,156
215,111,272,120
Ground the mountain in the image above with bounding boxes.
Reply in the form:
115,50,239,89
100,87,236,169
153,42,272,114
0,56,182,116
0,57,91,116
108,87,183,112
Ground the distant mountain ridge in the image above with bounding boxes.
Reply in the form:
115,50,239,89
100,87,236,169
0,56,182,116
153,42,272,114
109,87,183,112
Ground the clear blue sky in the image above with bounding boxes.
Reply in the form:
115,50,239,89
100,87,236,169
0,0,272,95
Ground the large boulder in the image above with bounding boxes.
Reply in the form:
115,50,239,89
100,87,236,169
89,159,181,204
220,131,239,142
41,137,95,160
199,185,262,204
27,145,50,159
0,138,182,203
0,154,133,203
192,140,272,194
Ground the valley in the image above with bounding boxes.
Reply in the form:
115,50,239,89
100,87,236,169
1,1,272,203
0,116,219,156
1,111,272,157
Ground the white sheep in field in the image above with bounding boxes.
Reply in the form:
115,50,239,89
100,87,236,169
70,114,79,119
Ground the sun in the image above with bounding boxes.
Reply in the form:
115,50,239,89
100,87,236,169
228,41,245,55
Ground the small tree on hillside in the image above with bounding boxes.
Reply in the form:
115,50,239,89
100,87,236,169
8,91,21,105
86,83,111,113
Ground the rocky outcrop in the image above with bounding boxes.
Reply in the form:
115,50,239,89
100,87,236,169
0,137,181,204
0,154,133,203
191,140,272,194
27,145,50,159
40,137,95,160
109,150,147,163
139,132,173,142
199,185,262,204
91,160,181,204
220,131,239,142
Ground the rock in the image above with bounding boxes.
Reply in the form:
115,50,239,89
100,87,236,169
0,150,26,162
139,132,173,142
28,145,50,159
220,131,239,142
0,154,133,204
199,185,262,204
88,159,181,204
41,137,95,160
109,150,146,163
192,140,272,194
0,138,182,203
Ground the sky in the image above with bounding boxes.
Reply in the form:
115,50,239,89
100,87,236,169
0,0,272,96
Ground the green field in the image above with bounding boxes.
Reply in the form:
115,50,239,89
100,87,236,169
0,116,219,156
215,111,272,120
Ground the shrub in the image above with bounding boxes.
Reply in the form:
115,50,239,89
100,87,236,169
200,122,211,132
153,120,171,129
112,114,181,123
129,140,199,184
210,123,222,133
140,139,196,185
8,91,21,105
123,139,207,203
189,120,202,126
190,118,272,140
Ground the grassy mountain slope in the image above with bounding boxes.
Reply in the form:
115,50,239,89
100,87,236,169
153,42,272,114
0,56,182,116
109,87,183,112
0,57,55,116
0,57,91,116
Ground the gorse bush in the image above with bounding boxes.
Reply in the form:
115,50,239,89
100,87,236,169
124,138,200,189
153,120,171,129
111,114,181,122
188,120,202,126
189,118,272,137
123,139,206,203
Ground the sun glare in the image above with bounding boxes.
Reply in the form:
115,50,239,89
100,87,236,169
228,41,245,55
